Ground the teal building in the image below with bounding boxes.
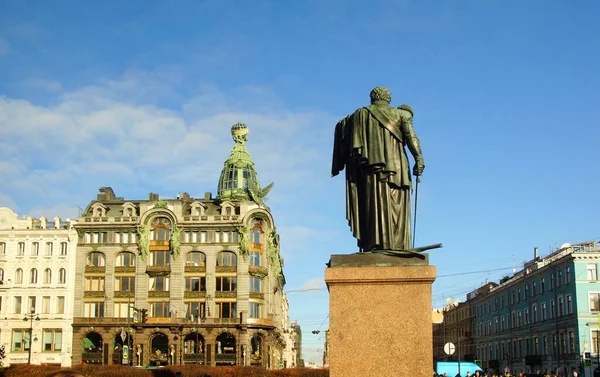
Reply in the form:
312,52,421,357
471,241,600,376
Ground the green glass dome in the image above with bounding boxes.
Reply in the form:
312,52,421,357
217,123,260,201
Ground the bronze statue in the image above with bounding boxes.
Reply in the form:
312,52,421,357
332,86,435,255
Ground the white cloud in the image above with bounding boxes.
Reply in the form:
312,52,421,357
0,72,336,232
300,277,326,291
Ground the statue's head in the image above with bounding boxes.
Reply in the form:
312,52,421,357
370,86,391,104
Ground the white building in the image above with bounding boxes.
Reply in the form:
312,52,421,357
0,207,77,366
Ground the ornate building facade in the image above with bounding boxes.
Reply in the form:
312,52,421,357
70,123,288,368
0,208,77,367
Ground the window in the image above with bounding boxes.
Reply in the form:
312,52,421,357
186,302,206,319
42,296,50,314
150,250,170,266
250,277,261,293
86,252,105,267
534,337,539,355
557,271,563,287
216,251,237,267
116,252,136,267
85,277,105,291
215,231,221,243
569,331,575,353
45,242,53,256
524,308,529,325
43,268,52,284
0,268,3,282
550,300,556,318
541,303,547,321
185,277,206,292
149,276,170,291
14,296,22,314
541,277,546,293
42,329,62,352
249,302,261,318
249,251,261,266
18,242,25,255
566,295,573,314
0,242,5,254
32,242,39,256
566,266,571,284
30,268,38,284
115,276,135,291
151,217,171,241
532,305,537,323
532,281,537,296
149,302,170,317
60,242,68,256
56,297,65,314
550,274,554,290
558,297,564,316
83,302,104,318
186,252,206,267
216,302,237,319
200,231,207,243
589,264,598,281
58,268,66,284
28,296,36,312
589,293,600,311
216,276,237,292
114,302,133,318
543,336,548,355
12,329,31,352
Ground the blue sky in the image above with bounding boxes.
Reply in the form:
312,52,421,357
1,0,599,365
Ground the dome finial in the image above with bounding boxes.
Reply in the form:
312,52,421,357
231,122,249,144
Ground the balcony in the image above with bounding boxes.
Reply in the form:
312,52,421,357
184,265,206,273
114,291,135,298
150,240,169,250
73,317,130,325
115,266,136,274
184,291,206,299
249,292,264,300
247,318,273,326
249,242,262,252
148,291,170,298
147,317,171,324
249,265,268,278
183,353,205,364
213,318,239,325
215,291,237,299
146,265,171,276
215,266,236,273
85,266,106,274
83,291,105,298
215,353,236,364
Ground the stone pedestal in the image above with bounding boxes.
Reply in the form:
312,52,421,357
325,253,436,377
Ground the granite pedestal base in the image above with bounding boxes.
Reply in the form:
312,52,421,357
325,253,436,377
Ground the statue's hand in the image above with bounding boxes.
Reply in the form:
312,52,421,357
413,158,425,176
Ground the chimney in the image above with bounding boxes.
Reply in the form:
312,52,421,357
534,247,538,260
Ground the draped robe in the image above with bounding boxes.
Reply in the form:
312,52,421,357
332,104,418,252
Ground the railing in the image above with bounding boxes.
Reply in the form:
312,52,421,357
146,266,171,276
114,291,135,298
184,266,206,273
183,353,205,364
215,266,236,273
184,291,206,299
213,318,239,325
249,292,264,300
84,291,105,298
148,291,170,298
82,352,103,364
249,265,268,277
73,317,129,325
115,266,136,273
215,291,236,299
215,353,236,364
85,266,106,274
147,317,171,324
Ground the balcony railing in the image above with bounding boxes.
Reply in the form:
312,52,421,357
85,266,106,274
215,291,236,299
184,266,206,273
148,291,170,298
184,291,206,299
115,266,136,273
146,266,171,276
84,291,105,298
183,353,205,364
215,353,236,364
249,292,264,300
249,265,268,278
114,291,135,298
215,266,236,273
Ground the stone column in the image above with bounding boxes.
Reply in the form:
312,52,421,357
325,253,436,377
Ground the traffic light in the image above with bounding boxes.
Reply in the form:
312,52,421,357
132,308,139,323
140,309,148,323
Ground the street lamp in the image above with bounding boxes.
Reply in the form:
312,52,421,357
23,307,40,364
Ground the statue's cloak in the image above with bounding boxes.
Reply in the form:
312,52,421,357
332,105,413,251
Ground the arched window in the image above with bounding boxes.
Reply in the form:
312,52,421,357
15,268,23,284
45,242,53,256
86,252,105,267
216,251,237,267
186,251,206,267
32,242,39,256
116,252,136,267
30,268,38,284
251,334,263,359
59,268,67,284
151,217,171,241
43,268,52,284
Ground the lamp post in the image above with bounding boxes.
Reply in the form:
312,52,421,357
23,307,40,364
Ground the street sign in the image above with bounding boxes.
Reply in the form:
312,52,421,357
122,345,129,364
444,342,456,355
120,329,127,342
